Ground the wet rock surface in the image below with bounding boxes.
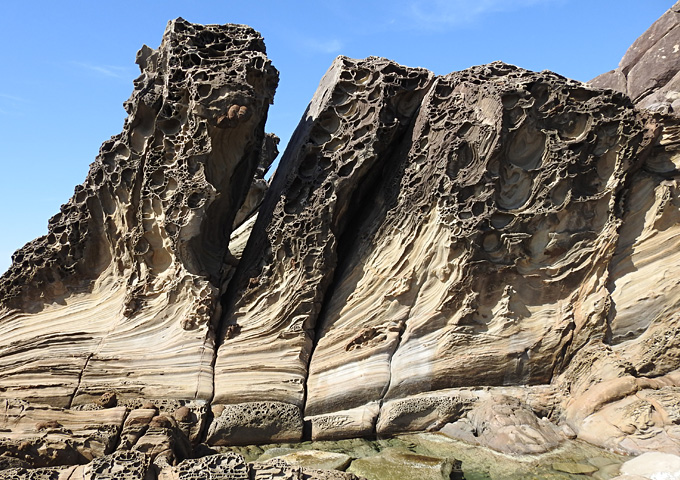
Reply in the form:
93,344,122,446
2,8,680,479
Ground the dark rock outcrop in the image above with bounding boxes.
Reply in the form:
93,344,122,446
591,1,680,112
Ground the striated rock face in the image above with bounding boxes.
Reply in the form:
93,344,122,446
211,56,434,443
227,56,679,454
2,7,680,475
591,1,680,113
0,18,277,408
303,62,650,439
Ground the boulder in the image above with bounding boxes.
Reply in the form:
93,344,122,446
619,452,680,480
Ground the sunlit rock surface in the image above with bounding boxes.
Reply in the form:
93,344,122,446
211,56,434,443
591,1,680,113
2,5,680,475
0,18,278,406
303,62,649,440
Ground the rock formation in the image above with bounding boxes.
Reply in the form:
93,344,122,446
0,18,277,409
591,2,680,112
212,56,435,444
2,3,680,478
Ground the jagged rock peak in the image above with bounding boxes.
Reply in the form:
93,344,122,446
0,18,278,408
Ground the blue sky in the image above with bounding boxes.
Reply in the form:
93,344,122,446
0,0,673,274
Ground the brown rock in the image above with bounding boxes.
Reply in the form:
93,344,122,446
173,406,192,423
0,399,126,467
0,17,278,408
95,391,117,408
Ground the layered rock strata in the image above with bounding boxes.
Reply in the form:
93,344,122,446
204,47,680,454
2,7,680,475
0,18,278,406
211,56,434,443
303,62,650,439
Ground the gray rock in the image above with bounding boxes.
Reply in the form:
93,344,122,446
590,1,680,108
440,395,563,455
627,24,680,101
206,402,303,446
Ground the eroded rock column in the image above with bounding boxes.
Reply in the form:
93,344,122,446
0,18,277,408
209,56,433,445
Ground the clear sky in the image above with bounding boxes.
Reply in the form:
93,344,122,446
0,0,674,274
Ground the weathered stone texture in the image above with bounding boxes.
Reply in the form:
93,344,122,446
2,6,680,473
0,18,277,407
301,62,671,450
210,56,433,441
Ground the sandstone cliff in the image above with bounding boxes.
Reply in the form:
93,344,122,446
1,5,680,478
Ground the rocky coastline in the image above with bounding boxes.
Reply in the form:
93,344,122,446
1,4,680,479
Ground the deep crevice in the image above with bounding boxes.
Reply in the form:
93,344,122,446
299,87,434,439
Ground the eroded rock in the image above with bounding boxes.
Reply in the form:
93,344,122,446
257,450,352,471
2,6,680,468
0,399,126,467
206,401,303,446
211,55,433,443
0,18,277,409
301,60,669,453
440,395,563,455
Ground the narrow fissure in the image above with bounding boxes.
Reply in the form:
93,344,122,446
204,120,272,414
67,352,94,409
299,145,397,440
299,97,432,439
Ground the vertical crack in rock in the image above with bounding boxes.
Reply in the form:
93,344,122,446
302,86,439,439
209,56,434,445
303,62,656,440
0,18,278,408
299,85,434,441
68,353,94,409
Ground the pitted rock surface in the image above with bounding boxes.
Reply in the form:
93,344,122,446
158,452,248,479
212,56,434,422
206,401,303,446
0,18,277,407
2,6,680,473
